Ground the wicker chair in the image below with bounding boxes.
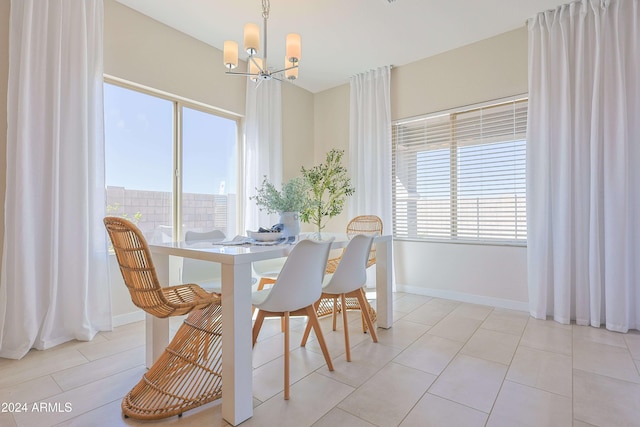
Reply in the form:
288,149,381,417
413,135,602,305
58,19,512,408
104,217,223,420
316,215,382,332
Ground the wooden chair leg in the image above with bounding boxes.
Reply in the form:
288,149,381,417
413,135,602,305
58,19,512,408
355,289,377,343
300,300,320,347
341,294,351,362
300,319,313,347
257,277,274,291
359,288,368,333
305,306,334,371
284,311,290,400
332,296,338,331
252,310,266,346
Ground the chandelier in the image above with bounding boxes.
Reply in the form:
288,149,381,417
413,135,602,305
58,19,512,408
223,0,300,82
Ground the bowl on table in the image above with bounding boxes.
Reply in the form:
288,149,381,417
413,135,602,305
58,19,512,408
247,230,283,242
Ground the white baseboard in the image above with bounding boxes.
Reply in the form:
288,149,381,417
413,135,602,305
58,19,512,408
396,284,529,312
112,310,145,327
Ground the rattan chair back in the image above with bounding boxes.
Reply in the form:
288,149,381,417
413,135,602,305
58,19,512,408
318,215,382,331
105,217,167,313
105,216,218,318
346,215,382,267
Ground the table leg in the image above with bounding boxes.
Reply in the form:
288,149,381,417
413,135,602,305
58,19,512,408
376,239,393,329
146,253,170,368
221,262,254,426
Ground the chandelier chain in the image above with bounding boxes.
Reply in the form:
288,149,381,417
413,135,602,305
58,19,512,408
262,0,270,19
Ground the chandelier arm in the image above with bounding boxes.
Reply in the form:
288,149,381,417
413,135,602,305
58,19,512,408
225,71,260,77
271,64,299,75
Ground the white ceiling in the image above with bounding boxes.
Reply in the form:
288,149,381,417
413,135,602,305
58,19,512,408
114,0,566,93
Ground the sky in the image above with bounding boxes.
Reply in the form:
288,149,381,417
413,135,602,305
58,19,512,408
104,83,237,195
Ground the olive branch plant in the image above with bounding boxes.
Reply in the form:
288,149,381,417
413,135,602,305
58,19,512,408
250,176,309,215
299,149,355,236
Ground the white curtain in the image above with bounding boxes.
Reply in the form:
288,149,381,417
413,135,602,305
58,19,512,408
349,66,392,229
0,0,111,359
527,0,640,332
244,78,283,232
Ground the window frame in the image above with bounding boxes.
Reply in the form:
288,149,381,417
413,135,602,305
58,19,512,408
103,75,244,240
392,94,528,247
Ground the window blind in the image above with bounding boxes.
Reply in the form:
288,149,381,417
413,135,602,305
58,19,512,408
392,98,527,244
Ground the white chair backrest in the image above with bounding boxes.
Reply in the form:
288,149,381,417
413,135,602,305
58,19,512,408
324,234,374,294
252,257,286,276
182,230,226,284
185,229,225,242
257,238,333,312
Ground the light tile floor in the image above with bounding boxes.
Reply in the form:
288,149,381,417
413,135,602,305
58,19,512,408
1,292,640,426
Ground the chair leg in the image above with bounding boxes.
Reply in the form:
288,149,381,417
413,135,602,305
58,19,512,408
355,289,378,343
358,288,368,333
252,310,266,346
300,319,313,347
332,296,338,331
284,311,290,400
257,277,274,291
300,300,320,347
305,306,334,371
340,294,351,362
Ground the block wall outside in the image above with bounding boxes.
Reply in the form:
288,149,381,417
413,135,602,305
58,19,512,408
106,186,232,242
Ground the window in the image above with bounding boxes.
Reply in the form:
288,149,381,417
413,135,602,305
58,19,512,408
182,106,238,236
104,81,239,243
393,97,527,244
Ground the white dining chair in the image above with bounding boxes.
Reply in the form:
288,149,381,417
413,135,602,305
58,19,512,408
252,257,286,291
251,238,335,400
301,234,377,362
182,229,226,293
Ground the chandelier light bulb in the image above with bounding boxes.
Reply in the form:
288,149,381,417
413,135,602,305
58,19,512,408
244,23,260,55
223,41,238,69
285,33,301,63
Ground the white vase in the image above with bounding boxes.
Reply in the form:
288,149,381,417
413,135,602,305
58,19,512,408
279,212,300,238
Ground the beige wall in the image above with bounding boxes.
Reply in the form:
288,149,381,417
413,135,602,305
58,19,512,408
282,82,315,180
313,27,530,309
0,0,9,270
312,84,351,232
391,27,528,120
104,0,246,115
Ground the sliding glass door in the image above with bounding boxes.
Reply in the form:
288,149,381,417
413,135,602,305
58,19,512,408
104,81,240,243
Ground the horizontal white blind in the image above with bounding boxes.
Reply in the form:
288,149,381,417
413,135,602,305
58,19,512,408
393,98,527,244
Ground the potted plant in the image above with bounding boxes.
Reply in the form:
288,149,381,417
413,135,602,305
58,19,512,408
300,149,355,238
250,176,309,237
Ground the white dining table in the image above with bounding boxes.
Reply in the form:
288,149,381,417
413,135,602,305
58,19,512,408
147,233,393,426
